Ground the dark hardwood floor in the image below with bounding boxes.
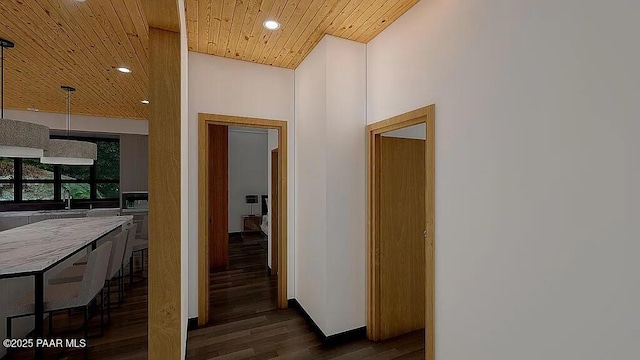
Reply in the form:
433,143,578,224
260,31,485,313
209,233,278,325
187,308,425,360
188,232,425,359
4,233,425,359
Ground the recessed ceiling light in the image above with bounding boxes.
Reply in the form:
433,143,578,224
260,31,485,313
263,20,280,30
141,100,149,104
117,67,131,73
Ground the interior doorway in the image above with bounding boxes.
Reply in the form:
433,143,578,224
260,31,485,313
367,105,435,360
198,114,288,327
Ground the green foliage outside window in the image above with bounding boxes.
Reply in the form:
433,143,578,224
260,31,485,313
0,138,120,203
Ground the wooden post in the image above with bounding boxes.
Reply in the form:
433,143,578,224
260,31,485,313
144,0,183,358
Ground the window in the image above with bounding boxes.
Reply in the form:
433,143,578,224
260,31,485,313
0,158,14,201
0,136,120,206
22,159,55,201
95,140,120,199
61,164,91,200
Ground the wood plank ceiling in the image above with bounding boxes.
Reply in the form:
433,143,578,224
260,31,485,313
186,0,419,69
0,0,417,119
0,0,148,119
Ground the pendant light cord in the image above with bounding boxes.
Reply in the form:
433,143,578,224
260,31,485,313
0,39,15,120
66,88,71,138
1,45,4,119
61,85,75,139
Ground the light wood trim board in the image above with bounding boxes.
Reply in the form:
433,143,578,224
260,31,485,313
147,27,182,360
366,104,436,360
198,113,289,326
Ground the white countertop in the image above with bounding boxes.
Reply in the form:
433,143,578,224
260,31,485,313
0,208,120,218
0,216,132,277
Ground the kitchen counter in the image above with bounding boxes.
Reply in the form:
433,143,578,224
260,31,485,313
0,208,121,231
0,210,85,218
120,208,149,214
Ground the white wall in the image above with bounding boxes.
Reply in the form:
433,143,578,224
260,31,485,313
294,38,329,332
266,129,278,268
295,35,367,336
367,0,640,358
188,52,295,318
228,128,268,232
324,36,367,336
5,109,148,135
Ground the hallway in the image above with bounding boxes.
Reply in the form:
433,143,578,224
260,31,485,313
187,232,425,359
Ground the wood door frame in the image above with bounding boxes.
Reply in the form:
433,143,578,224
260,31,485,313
366,104,435,360
271,148,279,275
198,113,288,326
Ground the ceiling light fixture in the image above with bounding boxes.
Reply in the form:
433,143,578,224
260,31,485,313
117,67,131,73
40,86,97,166
141,100,149,104
0,38,50,158
263,20,280,30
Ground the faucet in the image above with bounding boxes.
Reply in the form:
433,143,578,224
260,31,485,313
63,189,72,210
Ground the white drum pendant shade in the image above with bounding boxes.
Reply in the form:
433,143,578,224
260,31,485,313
0,118,50,158
40,139,97,165
0,38,50,158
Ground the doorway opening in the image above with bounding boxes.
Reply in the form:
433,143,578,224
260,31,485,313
367,105,435,360
198,114,288,326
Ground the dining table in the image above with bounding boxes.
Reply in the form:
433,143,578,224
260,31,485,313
0,215,133,359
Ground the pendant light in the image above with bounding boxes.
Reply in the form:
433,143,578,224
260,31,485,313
0,38,50,158
40,86,97,165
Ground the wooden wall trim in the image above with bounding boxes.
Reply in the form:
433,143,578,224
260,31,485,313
425,107,436,360
366,104,435,360
148,27,182,360
197,116,208,325
270,149,279,276
198,113,289,326
367,106,432,133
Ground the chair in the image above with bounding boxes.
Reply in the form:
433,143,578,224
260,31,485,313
6,241,113,354
131,215,148,276
73,223,127,266
122,223,139,289
49,230,128,321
